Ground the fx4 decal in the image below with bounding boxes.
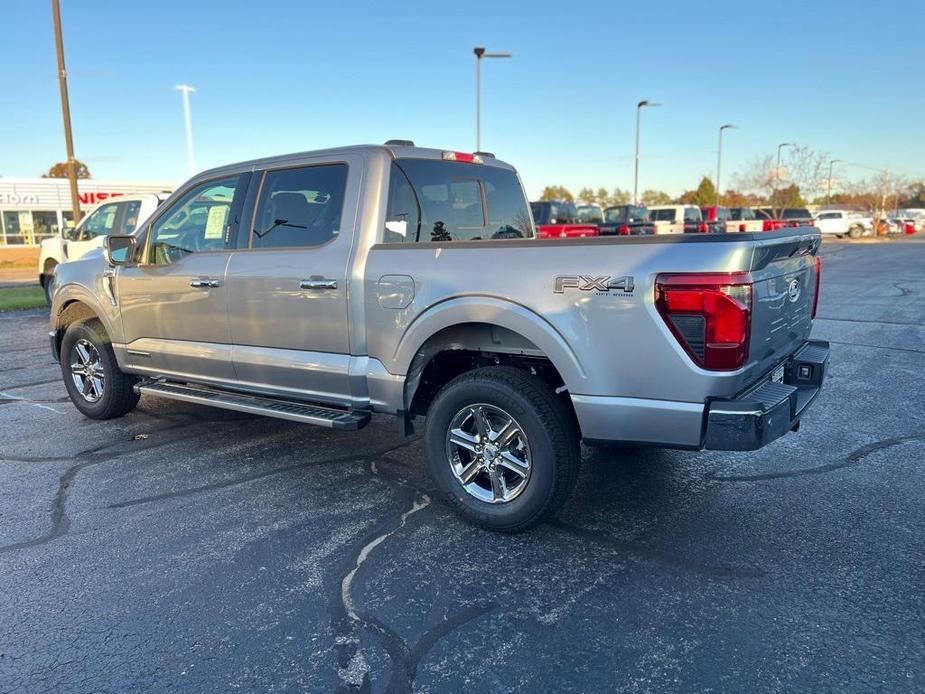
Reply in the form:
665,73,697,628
553,275,635,294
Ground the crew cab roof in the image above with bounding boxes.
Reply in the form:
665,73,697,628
192,144,517,183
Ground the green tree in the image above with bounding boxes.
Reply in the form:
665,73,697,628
770,184,805,208
44,160,91,179
606,188,631,207
678,177,716,206
577,187,596,204
640,189,672,206
721,189,750,207
539,185,574,202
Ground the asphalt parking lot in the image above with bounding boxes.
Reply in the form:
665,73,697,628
1,238,923,693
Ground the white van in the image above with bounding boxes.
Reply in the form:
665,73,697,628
648,205,704,234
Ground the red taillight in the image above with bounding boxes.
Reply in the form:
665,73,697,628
618,224,631,235
739,223,747,232
655,273,752,370
699,223,709,233
812,255,822,318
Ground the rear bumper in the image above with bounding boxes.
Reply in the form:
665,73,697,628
703,340,829,451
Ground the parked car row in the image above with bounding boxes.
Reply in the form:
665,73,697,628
531,201,821,237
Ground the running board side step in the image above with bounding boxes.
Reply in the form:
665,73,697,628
136,381,370,430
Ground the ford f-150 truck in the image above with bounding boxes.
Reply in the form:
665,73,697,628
49,143,828,532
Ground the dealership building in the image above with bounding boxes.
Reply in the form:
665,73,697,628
0,177,173,246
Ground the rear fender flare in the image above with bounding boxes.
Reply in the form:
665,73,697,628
393,296,588,406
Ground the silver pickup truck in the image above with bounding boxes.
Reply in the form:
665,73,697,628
50,142,829,531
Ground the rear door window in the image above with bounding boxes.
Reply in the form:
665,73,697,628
251,164,348,249
684,207,702,222
651,208,676,222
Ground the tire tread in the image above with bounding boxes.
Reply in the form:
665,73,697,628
426,366,580,532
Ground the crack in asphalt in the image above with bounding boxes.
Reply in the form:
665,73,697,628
815,316,925,327
325,473,493,694
708,434,925,482
892,282,914,297
370,455,766,580
824,340,925,355
0,420,210,555
0,377,62,391
546,519,766,578
106,437,421,509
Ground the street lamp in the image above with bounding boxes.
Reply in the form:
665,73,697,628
473,47,511,152
775,142,794,184
175,84,197,176
774,142,794,214
826,159,842,205
716,123,737,206
634,99,661,205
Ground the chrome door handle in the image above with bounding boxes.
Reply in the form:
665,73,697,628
190,278,221,288
300,278,337,290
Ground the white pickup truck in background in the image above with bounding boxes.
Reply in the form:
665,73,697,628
38,193,169,303
814,210,871,239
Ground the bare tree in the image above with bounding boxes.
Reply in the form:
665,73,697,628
735,145,829,216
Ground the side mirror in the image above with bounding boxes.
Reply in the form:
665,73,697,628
103,235,136,266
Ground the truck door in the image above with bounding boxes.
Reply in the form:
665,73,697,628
223,157,361,407
116,173,251,382
815,212,839,234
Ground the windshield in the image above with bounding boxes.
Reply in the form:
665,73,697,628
530,202,555,225
730,207,755,220
604,205,648,224
577,205,603,223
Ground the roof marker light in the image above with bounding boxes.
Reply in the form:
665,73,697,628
442,151,484,164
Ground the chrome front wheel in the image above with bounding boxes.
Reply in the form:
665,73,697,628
446,403,532,504
69,338,105,403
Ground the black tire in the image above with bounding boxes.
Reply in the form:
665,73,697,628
42,263,57,306
423,366,580,532
60,318,139,419
848,225,863,239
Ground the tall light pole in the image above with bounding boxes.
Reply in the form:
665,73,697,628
826,159,842,205
716,123,736,206
473,47,511,152
175,84,197,175
633,100,661,205
774,142,794,214
51,0,81,224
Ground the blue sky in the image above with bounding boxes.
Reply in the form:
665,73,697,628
1,0,922,198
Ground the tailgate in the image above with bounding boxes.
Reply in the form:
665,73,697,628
748,231,820,377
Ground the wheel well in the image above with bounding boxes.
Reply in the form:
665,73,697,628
55,300,98,331
406,322,574,422
43,258,58,274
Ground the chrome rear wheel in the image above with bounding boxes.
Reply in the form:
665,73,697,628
446,403,532,504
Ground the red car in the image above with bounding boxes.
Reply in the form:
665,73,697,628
700,206,731,233
531,201,600,238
